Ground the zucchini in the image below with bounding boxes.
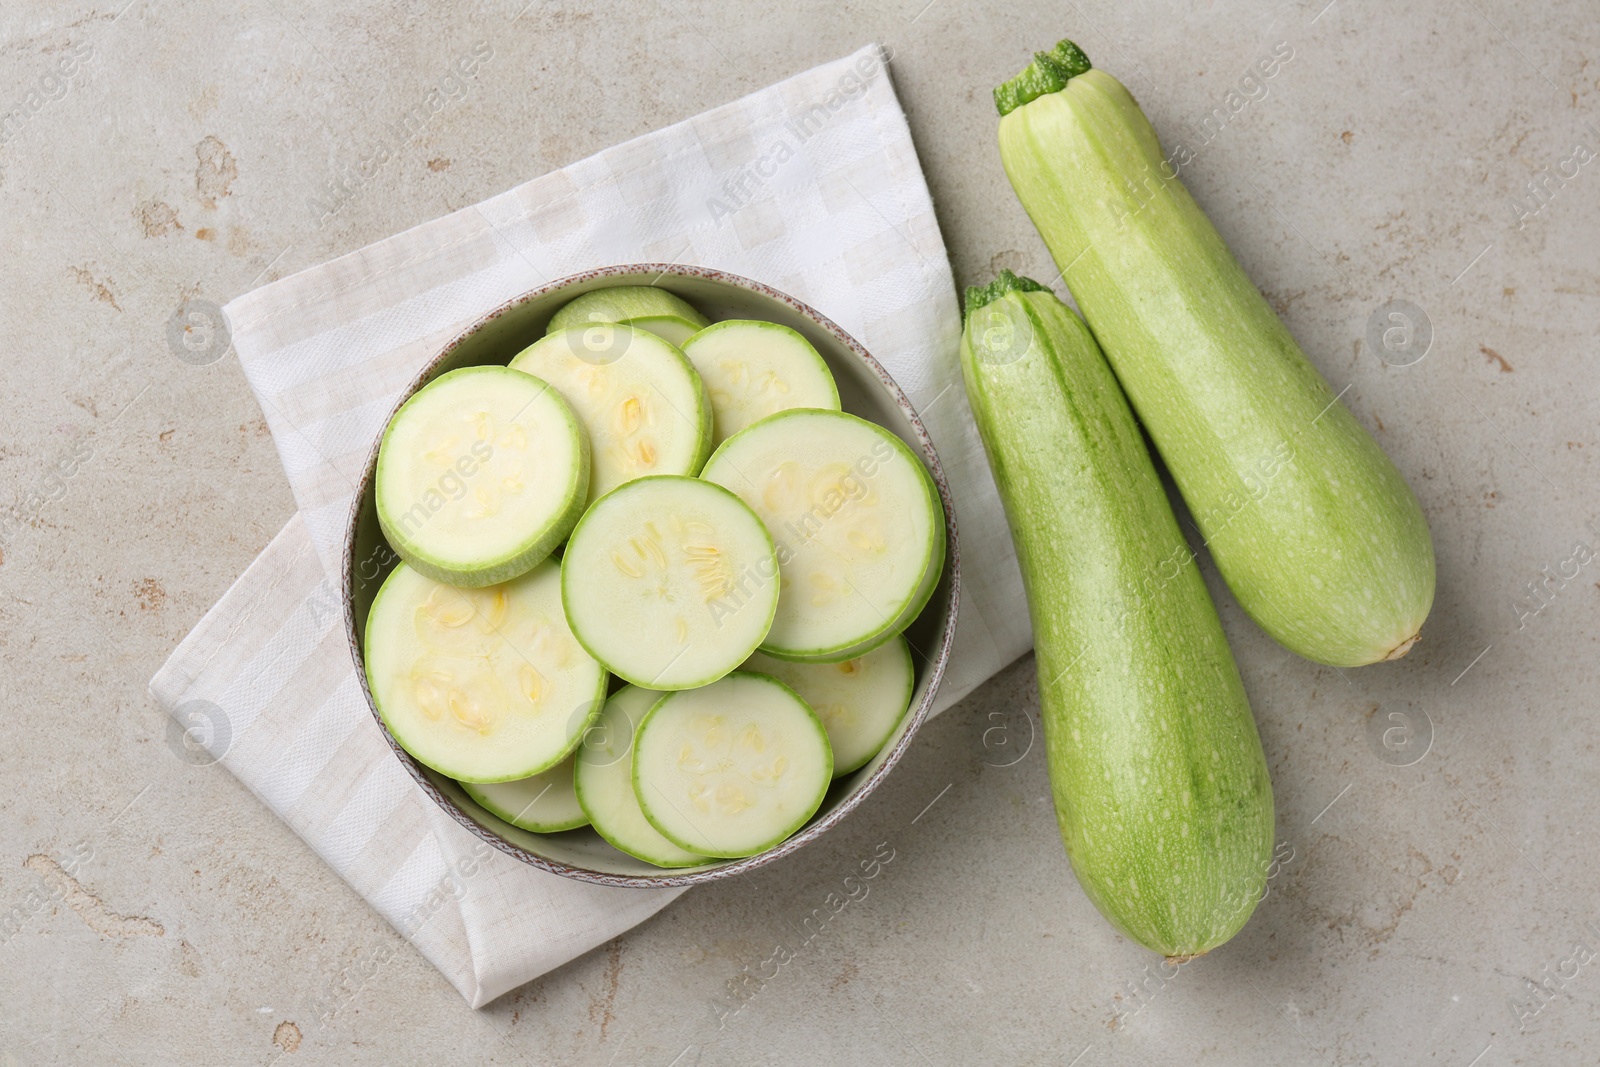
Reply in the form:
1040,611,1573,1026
560,475,779,690
364,559,606,783
679,319,841,446
375,366,589,588
995,42,1436,668
575,686,709,868
546,285,711,348
700,409,945,663
632,672,832,858
742,636,914,777
460,755,588,833
960,272,1274,957
509,324,713,508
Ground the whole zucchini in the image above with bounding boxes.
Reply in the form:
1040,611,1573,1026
995,42,1436,668
960,271,1274,957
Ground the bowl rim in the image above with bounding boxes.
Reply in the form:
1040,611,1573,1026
342,261,961,887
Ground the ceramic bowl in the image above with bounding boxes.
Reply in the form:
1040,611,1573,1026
343,263,959,886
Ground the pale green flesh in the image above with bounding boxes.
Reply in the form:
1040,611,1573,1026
701,410,945,663
461,755,587,833
680,320,841,446
546,286,711,348
743,635,913,776
574,686,709,867
509,325,712,508
632,672,832,858
615,315,703,349
375,367,589,588
961,287,1274,957
364,561,607,783
999,69,1435,668
560,476,779,690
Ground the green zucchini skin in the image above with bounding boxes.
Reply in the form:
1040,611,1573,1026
996,50,1436,668
960,274,1274,957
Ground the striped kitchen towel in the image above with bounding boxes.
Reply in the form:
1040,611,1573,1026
149,43,1031,1008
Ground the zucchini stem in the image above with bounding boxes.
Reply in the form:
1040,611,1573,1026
963,269,1050,319
993,39,1092,117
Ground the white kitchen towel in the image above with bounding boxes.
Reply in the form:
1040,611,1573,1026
149,43,1031,1009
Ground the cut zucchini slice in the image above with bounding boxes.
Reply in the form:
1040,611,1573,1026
546,285,712,348
375,366,588,587
701,409,945,663
510,325,712,507
574,686,709,868
561,476,778,690
742,634,914,776
633,672,832,858
363,560,607,783
460,755,587,833
679,320,840,446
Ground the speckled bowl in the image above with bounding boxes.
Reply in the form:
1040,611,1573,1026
343,263,959,887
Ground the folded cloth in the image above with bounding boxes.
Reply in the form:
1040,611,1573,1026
149,43,1031,1008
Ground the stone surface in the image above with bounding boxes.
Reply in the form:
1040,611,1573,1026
2,1,1597,1064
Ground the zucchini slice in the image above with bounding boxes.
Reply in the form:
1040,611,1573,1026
509,325,713,507
375,366,588,588
546,285,712,348
632,672,832,858
742,635,913,776
679,320,840,446
460,755,587,833
363,559,607,783
701,409,945,663
574,686,709,868
560,475,779,690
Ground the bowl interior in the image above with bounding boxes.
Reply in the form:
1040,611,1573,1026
345,265,958,886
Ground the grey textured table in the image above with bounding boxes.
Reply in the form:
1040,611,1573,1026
2,1,1596,1064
